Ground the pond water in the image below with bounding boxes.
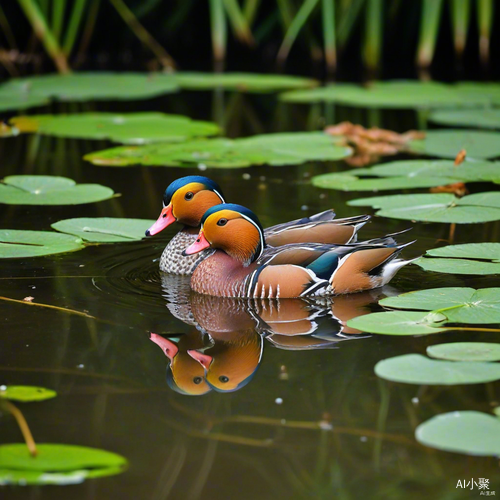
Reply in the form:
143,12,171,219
0,91,499,499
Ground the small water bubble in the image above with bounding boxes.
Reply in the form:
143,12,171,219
360,436,368,442
79,264,85,268
0,385,6,391
278,365,289,381
300,205,308,211
198,163,207,171
411,397,419,404
275,397,283,405
281,419,287,425
319,193,327,199
318,421,333,431
26,344,29,347
77,364,85,369
242,173,251,180
30,285,36,289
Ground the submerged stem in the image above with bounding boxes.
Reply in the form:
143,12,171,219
1,400,38,457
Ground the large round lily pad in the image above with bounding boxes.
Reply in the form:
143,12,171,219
456,82,500,105
0,176,114,205
375,354,500,384
10,113,220,144
84,132,352,168
0,230,84,258
427,342,500,362
52,218,155,243
415,243,500,275
0,93,48,113
280,81,491,108
380,287,500,324
409,129,500,159
416,411,500,456
0,444,126,485
429,109,500,130
348,192,500,223
0,385,56,402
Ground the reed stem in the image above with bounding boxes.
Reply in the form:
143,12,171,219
1,399,38,457
416,0,444,68
222,0,254,44
363,0,383,72
210,0,227,63
63,0,87,56
321,0,336,72
451,0,470,56
477,0,493,65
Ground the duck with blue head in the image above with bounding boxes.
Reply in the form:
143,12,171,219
146,176,371,275
184,204,414,298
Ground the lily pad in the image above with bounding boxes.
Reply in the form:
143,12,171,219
346,311,447,335
0,444,126,485
416,411,500,456
84,132,352,168
169,72,318,92
427,342,500,362
415,243,500,275
0,175,114,205
10,113,220,145
280,81,491,108
0,385,56,402
456,82,500,105
429,109,500,130
52,218,155,243
348,192,500,223
375,354,500,384
0,230,84,258
0,72,179,105
0,93,49,113
380,287,500,324
409,129,500,159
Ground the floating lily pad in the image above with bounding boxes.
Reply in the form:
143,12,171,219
0,444,126,485
380,287,500,324
280,81,491,108
416,411,500,456
84,132,352,168
0,93,49,113
409,129,500,159
0,385,56,402
415,243,500,275
10,113,220,144
348,192,500,223
429,109,500,130
0,230,84,258
169,72,318,92
375,354,500,384
456,82,500,105
52,218,155,243
0,176,114,205
427,342,500,362
346,311,446,335
0,72,179,106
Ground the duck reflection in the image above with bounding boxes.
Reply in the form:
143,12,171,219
151,275,384,395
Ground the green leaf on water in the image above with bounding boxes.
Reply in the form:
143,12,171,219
280,81,491,108
416,411,500,456
409,129,500,159
169,72,318,92
348,192,500,223
375,354,500,384
415,243,500,275
10,113,220,145
52,218,155,243
0,176,114,205
0,93,49,113
427,342,500,362
0,385,56,402
456,82,500,105
380,287,500,324
429,109,500,130
0,444,126,485
0,230,84,258
346,311,447,335
84,132,352,168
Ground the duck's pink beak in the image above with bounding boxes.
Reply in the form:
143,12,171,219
150,333,179,361
184,231,211,255
187,350,213,370
145,204,175,236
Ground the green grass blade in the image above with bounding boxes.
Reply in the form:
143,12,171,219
276,0,295,29
63,0,87,56
363,0,383,71
222,0,254,44
243,0,261,26
338,0,365,46
477,0,493,65
17,0,70,73
321,0,336,72
210,0,227,62
277,0,320,63
451,0,470,56
51,0,66,42
75,0,100,64
416,0,444,68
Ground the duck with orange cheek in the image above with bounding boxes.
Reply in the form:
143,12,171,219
145,176,370,275
184,204,414,298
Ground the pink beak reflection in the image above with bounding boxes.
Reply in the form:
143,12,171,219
150,333,179,361
187,350,213,370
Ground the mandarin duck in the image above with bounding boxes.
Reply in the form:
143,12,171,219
145,176,370,275
183,204,413,298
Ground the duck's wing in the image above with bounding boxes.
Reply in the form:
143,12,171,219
264,210,370,246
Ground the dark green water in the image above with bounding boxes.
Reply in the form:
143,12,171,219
0,92,499,499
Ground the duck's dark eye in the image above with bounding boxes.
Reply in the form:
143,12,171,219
217,218,228,226
185,192,194,200
219,375,229,383
193,376,202,385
